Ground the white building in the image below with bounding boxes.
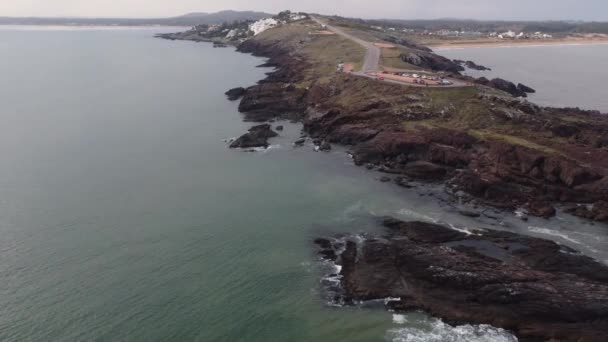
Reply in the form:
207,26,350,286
249,18,279,36
499,30,516,39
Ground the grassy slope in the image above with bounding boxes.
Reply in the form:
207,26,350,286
252,20,603,159
253,20,365,86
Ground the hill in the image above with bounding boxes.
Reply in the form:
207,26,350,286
0,10,273,27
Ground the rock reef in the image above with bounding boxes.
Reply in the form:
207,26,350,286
316,218,608,341
229,124,278,149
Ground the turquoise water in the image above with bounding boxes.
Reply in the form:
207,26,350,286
0,27,605,342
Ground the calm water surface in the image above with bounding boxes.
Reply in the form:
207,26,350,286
437,44,608,112
0,27,606,342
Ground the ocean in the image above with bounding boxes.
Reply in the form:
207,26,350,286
436,43,608,112
0,26,605,341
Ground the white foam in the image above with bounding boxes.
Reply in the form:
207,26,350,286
448,223,473,235
392,314,407,324
528,226,583,245
249,144,282,153
397,209,440,224
387,318,518,342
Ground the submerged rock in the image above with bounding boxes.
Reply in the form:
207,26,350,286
318,141,332,152
229,124,278,149
293,138,306,147
315,218,608,341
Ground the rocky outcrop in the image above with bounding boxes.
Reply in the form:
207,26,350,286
236,40,309,122
487,78,527,97
229,124,278,149
225,87,246,101
400,52,464,73
316,218,608,342
226,22,608,222
565,201,608,222
517,83,536,94
455,59,491,71
348,127,608,213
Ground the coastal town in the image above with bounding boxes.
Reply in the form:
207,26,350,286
373,26,555,40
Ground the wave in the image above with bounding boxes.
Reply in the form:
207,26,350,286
527,226,583,245
392,314,407,324
397,209,440,224
249,144,282,153
387,318,518,342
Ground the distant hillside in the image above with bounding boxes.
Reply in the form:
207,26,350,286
173,10,271,24
367,18,608,34
0,10,274,27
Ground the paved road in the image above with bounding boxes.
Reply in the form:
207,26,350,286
311,16,380,73
311,16,470,88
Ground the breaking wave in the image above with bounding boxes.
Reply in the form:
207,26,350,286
387,318,518,342
528,226,583,245
397,209,440,224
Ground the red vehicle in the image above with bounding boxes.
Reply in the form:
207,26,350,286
378,76,385,81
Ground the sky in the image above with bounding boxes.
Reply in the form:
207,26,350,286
1,0,607,21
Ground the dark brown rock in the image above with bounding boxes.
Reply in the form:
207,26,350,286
527,201,556,218
517,83,536,94
316,218,608,342
488,78,527,97
318,141,332,152
229,124,278,149
225,87,246,101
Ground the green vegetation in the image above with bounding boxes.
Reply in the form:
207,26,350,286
469,130,560,155
302,35,365,82
379,47,422,70
254,19,365,84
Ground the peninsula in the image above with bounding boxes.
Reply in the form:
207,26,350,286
159,11,608,341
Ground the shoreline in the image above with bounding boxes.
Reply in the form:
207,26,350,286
159,20,608,341
218,26,608,224
430,38,608,50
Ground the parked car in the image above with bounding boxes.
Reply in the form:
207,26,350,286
412,74,420,78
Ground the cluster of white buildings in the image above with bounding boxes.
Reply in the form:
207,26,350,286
496,30,553,39
248,12,308,36
249,18,279,35
368,24,555,41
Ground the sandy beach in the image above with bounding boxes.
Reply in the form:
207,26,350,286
430,36,608,49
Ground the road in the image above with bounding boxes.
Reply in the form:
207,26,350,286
311,17,471,88
311,16,380,73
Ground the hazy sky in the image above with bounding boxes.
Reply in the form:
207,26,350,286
1,0,607,21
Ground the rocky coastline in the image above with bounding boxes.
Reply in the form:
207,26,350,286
315,217,608,341
227,34,608,224
159,18,608,341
